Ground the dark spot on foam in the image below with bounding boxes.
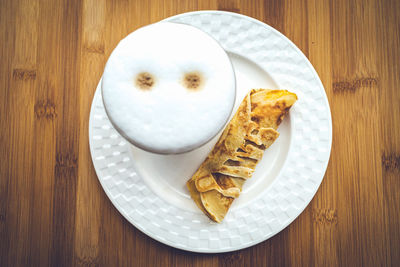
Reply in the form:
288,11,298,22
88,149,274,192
136,72,154,90
183,72,203,90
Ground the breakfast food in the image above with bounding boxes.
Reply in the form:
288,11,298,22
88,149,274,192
102,22,236,154
187,89,298,223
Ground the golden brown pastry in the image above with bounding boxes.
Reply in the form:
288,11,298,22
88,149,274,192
187,89,298,222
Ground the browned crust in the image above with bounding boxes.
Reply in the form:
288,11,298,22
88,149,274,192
187,89,297,223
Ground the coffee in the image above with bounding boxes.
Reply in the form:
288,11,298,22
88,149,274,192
102,22,236,154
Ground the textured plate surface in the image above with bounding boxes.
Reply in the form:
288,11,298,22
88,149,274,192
89,11,332,253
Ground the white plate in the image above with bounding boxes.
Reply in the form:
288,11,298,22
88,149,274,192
89,11,332,253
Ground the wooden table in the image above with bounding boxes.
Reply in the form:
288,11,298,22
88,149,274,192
1,0,399,266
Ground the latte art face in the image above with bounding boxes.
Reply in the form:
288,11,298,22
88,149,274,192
102,22,236,154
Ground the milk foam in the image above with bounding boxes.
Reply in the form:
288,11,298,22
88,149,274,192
102,22,236,154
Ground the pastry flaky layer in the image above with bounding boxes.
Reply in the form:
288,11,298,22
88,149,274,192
187,89,298,223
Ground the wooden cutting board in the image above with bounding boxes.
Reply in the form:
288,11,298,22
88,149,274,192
0,0,399,266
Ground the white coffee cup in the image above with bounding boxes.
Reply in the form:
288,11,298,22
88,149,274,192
102,22,236,154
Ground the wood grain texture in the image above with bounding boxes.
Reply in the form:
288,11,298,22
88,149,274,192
0,0,399,266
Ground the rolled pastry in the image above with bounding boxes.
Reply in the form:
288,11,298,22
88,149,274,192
187,89,298,222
